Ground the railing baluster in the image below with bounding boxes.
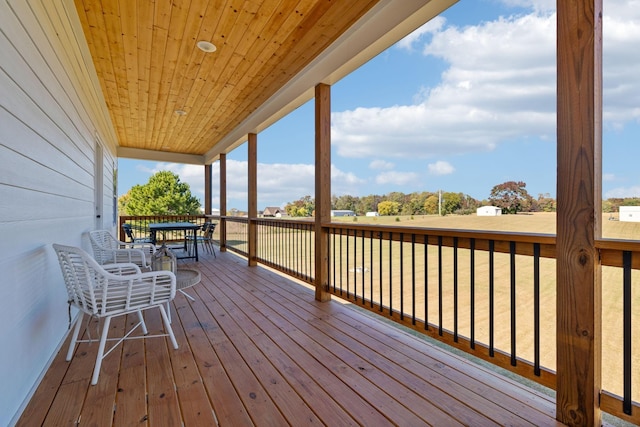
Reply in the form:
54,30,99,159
489,239,495,358
370,231,374,308
412,233,416,325
346,229,351,298
389,232,393,316
438,235,443,336
332,228,336,292
534,243,540,376
361,230,365,304
623,250,632,415
470,238,475,349
400,233,404,320
379,232,383,312
339,228,343,296
353,228,357,302
454,237,458,342
510,240,517,366
425,234,429,330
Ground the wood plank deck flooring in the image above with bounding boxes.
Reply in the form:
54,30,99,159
17,249,563,426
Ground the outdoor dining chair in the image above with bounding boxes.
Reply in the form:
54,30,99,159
52,243,178,385
89,229,156,271
122,223,153,243
187,222,216,258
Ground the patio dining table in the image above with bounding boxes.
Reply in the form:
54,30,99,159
149,222,200,262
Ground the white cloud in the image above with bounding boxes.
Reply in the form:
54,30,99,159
603,173,616,182
605,186,640,198
375,171,419,186
332,164,367,196
332,11,557,159
152,160,366,209
428,161,455,175
332,3,640,160
369,160,394,170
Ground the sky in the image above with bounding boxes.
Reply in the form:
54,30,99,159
117,0,640,212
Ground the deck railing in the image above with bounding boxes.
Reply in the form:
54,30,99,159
327,224,557,388
119,215,639,423
118,215,210,243
255,218,315,283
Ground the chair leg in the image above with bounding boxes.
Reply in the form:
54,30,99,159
158,305,178,349
179,289,196,301
66,312,85,361
91,315,112,385
137,309,148,335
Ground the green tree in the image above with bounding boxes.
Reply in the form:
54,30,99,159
488,181,533,214
424,195,439,214
333,194,359,212
285,195,315,217
357,194,381,215
378,200,400,216
535,193,556,212
441,192,463,215
120,171,201,215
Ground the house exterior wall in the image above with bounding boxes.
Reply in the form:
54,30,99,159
619,206,640,222
0,1,118,424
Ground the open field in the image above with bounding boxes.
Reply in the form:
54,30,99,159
330,211,639,240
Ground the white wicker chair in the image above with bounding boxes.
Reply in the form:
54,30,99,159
53,243,178,385
89,229,155,271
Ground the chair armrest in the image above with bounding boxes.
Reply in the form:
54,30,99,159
98,270,177,315
102,263,142,275
118,241,156,252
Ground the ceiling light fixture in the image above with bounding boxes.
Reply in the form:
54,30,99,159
175,109,187,116
197,40,217,53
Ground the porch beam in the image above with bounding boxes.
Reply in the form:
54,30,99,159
556,0,602,425
314,83,331,302
248,133,258,266
220,153,227,252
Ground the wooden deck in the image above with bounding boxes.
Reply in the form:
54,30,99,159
17,249,563,426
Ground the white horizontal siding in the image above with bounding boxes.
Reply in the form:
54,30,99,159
0,0,118,424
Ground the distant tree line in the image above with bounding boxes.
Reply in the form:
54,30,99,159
283,181,561,217
603,197,640,213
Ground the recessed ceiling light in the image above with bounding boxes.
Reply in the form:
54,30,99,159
175,109,187,116
197,40,217,53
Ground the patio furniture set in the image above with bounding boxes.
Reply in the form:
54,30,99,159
51,222,216,385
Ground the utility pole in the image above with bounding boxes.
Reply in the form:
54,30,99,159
438,190,442,216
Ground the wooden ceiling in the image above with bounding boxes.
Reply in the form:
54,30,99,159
74,0,380,160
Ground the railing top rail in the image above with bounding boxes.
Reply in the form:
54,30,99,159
322,222,557,245
596,238,640,251
254,218,314,226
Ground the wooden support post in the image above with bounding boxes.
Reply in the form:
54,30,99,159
220,153,227,252
556,0,602,425
204,164,212,215
315,83,331,302
248,133,258,267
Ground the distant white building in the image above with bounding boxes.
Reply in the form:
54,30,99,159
365,211,379,217
331,209,356,217
619,206,640,222
477,206,502,216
